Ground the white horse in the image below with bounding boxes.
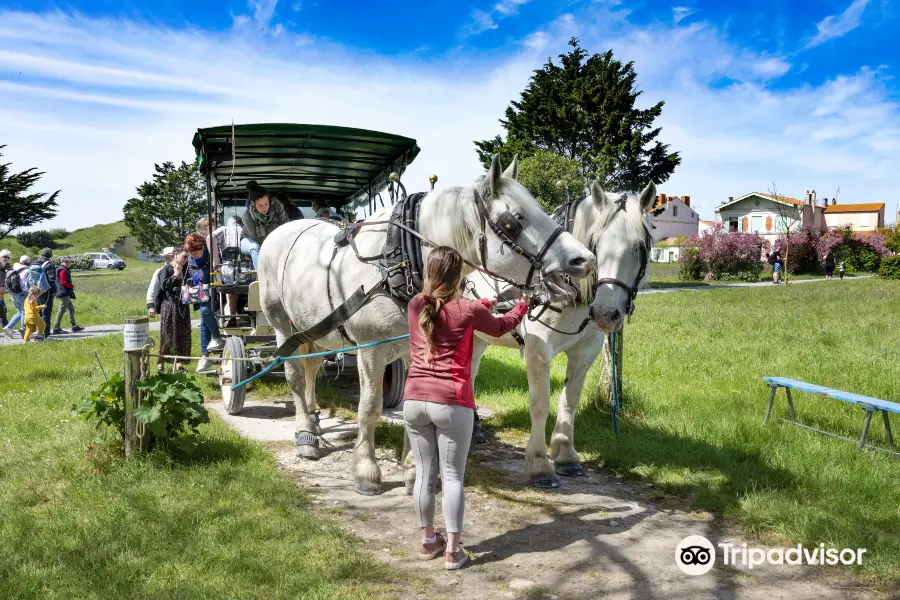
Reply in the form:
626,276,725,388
258,156,596,495
467,180,656,488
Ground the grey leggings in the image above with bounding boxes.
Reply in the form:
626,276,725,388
404,400,474,533
54,297,77,328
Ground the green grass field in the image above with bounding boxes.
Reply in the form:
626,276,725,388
69,260,160,326
475,277,900,586
0,334,402,599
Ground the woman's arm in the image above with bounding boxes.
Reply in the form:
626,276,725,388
471,301,527,338
242,210,258,241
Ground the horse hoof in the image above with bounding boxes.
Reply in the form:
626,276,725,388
295,444,320,460
556,463,585,477
355,481,383,496
531,475,561,489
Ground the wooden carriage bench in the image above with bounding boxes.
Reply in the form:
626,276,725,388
763,377,899,456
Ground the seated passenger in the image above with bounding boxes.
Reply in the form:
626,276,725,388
312,198,342,221
274,191,303,221
241,181,288,270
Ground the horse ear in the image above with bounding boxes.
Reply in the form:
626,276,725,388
638,181,658,213
502,154,519,180
590,180,610,209
489,154,503,197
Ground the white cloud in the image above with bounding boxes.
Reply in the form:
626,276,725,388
465,0,531,37
751,57,791,78
464,10,499,36
0,6,897,232
673,6,694,24
494,0,531,17
292,1,302,11
806,0,869,48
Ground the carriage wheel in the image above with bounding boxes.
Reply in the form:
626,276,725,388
220,336,247,415
382,359,406,410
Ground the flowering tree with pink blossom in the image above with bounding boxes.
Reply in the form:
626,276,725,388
680,223,766,281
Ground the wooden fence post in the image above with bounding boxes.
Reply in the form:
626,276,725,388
123,317,150,458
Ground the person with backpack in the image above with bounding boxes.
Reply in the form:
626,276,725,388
2,255,30,338
30,248,57,334
53,256,84,334
823,250,836,281
0,249,10,327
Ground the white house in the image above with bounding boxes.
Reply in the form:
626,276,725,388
698,220,716,234
714,190,827,244
823,202,885,231
648,194,700,242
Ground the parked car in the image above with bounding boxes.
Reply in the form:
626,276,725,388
85,252,126,270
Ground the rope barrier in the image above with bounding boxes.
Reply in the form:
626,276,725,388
609,331,621,437
230,334,409,391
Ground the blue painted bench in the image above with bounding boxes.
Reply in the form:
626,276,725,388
763,377,899,455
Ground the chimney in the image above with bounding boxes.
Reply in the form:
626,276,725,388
822,197,828,207
658,193,666,205
682,195,691,207
832,198,837,206
728,196,734,202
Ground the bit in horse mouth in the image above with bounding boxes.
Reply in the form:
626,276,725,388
543,271,578,303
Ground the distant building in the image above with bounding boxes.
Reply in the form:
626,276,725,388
648,194,700,241
823,202,885,232
714,190,827,243
698,220,716,235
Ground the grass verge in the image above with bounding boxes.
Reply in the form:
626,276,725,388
0,334,399,599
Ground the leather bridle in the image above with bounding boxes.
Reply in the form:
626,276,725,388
473,187,566,291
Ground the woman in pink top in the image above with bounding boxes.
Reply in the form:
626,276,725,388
404,246,527,570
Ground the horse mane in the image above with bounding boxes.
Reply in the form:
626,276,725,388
420,184,484,265
571,192,651,304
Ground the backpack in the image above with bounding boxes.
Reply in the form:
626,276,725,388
6,267,25,294
26,262,50,294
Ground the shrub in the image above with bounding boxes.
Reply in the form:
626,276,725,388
878,256,900,279
50,254,94,271
774,225,889,274
73,372,209,454
680,224,764,281
678,247,704,281
16,229,66,250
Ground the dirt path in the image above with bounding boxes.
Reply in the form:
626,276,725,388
209,400,876,600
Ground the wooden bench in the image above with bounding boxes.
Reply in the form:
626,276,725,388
763,377,899,456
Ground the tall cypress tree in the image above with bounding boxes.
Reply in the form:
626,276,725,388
475,38,680,191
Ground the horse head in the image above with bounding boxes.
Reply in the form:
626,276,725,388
573,180,656,332
473,155,595,301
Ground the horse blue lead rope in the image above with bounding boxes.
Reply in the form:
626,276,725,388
230,334,411,392
610,331,621,437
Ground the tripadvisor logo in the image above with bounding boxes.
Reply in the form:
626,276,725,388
676,536,867,575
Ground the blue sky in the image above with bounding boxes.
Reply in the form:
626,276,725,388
1,0,898,230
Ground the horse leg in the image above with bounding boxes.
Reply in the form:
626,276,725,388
282,346,321,460
524,343,559,489
352,347,387,496
302,353,324,417
551,346,596,477
470,337,490,444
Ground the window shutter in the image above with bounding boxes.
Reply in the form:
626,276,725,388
766,216,773,232
742,216,749,232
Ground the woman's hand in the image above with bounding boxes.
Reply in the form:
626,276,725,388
478,297,497,310
511,301,529,318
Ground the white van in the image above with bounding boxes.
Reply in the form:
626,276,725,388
85,252,126,270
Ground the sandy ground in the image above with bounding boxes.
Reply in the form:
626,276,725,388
209,399,879,600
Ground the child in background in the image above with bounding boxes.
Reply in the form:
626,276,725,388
839,261,846,280
23,285,46,342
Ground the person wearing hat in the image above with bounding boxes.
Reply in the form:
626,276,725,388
52,256,83,334
35,248,57,334
241,180,287,270
147,247,178,318
2,255,30,338
0,249,11,327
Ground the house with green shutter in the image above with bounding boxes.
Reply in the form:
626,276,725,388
714,190,827,244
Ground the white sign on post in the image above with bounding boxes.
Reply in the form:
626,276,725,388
123,320,150,350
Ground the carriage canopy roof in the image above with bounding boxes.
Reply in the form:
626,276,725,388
192,123,420,208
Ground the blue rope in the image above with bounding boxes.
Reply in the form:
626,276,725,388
610,331,621,437
230,334,410,391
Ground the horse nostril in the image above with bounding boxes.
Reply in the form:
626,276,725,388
569,256,588,270
607,309,621,322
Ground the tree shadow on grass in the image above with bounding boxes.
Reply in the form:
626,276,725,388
485,387,801,515
474,353,565,396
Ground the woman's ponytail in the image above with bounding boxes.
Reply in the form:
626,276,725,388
417,247,464,362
